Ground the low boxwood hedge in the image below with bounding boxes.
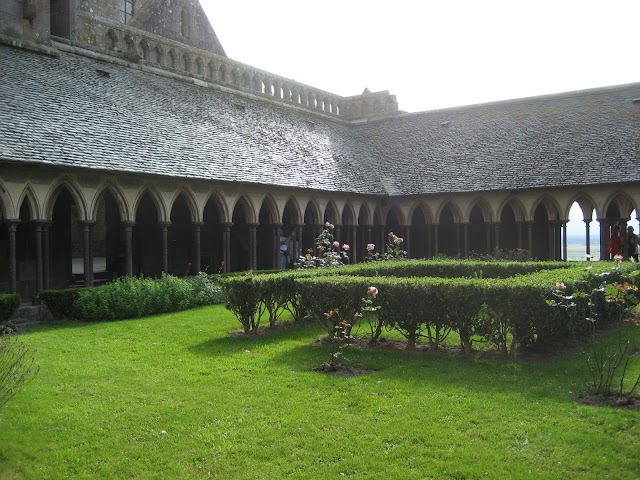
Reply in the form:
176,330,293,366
220,260,639,356
0,293,20,322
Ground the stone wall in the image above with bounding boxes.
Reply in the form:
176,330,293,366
0,0,51,43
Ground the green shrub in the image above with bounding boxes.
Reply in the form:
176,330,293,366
72,274,193,321
0,294,20,322
186,273,224,306
221,275,264,334
40,288,86,320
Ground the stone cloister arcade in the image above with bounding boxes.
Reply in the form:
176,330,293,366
1,170,638,300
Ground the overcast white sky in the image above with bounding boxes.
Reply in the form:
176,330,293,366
200,0,638,236
202,0,638,113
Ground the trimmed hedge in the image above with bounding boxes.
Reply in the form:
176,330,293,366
41,273,224,322
0,294,20,322
218,260,640,355
40,288,86,320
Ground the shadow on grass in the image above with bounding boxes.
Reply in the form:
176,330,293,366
265,334,598,405
188,320,322,357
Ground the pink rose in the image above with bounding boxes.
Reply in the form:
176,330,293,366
333,241,340,248
394,237,403,245
366,243,375,252
342,244,350,251
367,286,378,298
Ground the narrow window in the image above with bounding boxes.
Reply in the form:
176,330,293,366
181,9,190,38
120,0,134,24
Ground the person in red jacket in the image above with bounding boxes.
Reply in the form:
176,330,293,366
609,224,622,259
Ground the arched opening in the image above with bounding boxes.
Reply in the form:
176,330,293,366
230,198,250,272
202,196,223,274
499,204,519,251
280,200,299,268
169,195,194,276
50,187,79,289
356,205,370,262
302,203,319,255
411,206,429,259
16,198,36,299
133,193,162,277
94,190,122,279
468,204,487,255
341,205,355,262
257,199,278,270
437,205,457,257
385,207,403,252
566,201,597,261
532,204,551,260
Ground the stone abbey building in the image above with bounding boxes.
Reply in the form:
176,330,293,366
1,0,639,300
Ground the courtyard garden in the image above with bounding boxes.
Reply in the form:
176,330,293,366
1,250,639,479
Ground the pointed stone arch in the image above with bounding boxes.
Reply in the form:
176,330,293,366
133,188,165,277
409,203,430,259
302,200,321,254
169,188,199,223
601,191,638,260
257,194,280,270
45,178,87,221
324,201,339,225
565,192,597,222
530,195,562,222
230,195,253,271
258,194,280,225
169,191,200,276
16,184,40,221
436,202,461,257
603,191,637,221
132,186,167,223
566,192,598,261
91,186,125,279
91,183,128,222
340,202,357,262
202,191,225,273
0,180,12,219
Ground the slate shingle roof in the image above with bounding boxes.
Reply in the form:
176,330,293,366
1,43,639,197
350,85,640,195
0,45,387,195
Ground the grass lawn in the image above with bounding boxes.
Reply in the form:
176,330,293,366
1,305,639,479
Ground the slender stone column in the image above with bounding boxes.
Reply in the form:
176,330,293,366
562,221,568,261
6,220,20,294
296,225,303,259
79,221,95,287
351,225,357,262
599,219,608,260
485,223,492,253
222,222,232,273
192,222,204,274
272,223,283,269
433,224,439,256
334,224,341,245
427,224,432,259
248,223,258,270
463,223,469,258
527,221,534,259
584,219,591,260
516,221,523,250
455,224,461,257
494,223,500,251
366,226,372,244
33,221,44,293
122,221,135,277
404,226,411,259
158,221,171,274
42,221,51,289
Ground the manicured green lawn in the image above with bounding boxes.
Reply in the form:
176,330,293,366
1,305,639,479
